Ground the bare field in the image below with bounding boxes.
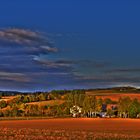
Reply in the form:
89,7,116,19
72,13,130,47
97,93,140,101
0,96,16,102
86,91,140,101
1,118,140,139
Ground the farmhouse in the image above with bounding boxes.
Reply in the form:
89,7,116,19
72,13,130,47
70,104,118,118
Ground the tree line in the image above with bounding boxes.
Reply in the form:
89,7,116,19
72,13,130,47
0,90,140,118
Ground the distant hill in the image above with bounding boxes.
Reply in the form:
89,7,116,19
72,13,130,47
86,86,140,93
0,86,140,96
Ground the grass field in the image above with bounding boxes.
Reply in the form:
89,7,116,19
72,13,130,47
26,100,64,106
1,118,140,139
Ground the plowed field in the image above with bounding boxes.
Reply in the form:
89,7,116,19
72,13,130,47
0,118,140,139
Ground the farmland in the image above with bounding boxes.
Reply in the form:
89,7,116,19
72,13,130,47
86,87,140,101
86,92,140,101
1,88,140,139
1,118,140,139
0,96,16,102
26,100,64,106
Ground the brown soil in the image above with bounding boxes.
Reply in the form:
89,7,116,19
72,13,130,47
97,93,140,101
1,118,140,139
0,118,140,131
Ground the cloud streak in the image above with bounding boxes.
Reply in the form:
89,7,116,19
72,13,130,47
0,28,58,55
0,27,61,90
0,71,30,82
34,57,75,68
106,68,140,73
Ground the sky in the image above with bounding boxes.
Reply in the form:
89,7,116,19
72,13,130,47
0,0,140,91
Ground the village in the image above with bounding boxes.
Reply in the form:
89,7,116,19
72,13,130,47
70,103,140,118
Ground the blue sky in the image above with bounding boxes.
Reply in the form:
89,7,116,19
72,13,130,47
0,0,140,91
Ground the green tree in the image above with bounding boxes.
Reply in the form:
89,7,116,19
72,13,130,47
0,93,2,99
38,93,46,101
118,97,132,118
129,98,140,118
104,98,113,104
83,96,90,112
0,100,7,108
96,98,103,112
83,96,96,112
